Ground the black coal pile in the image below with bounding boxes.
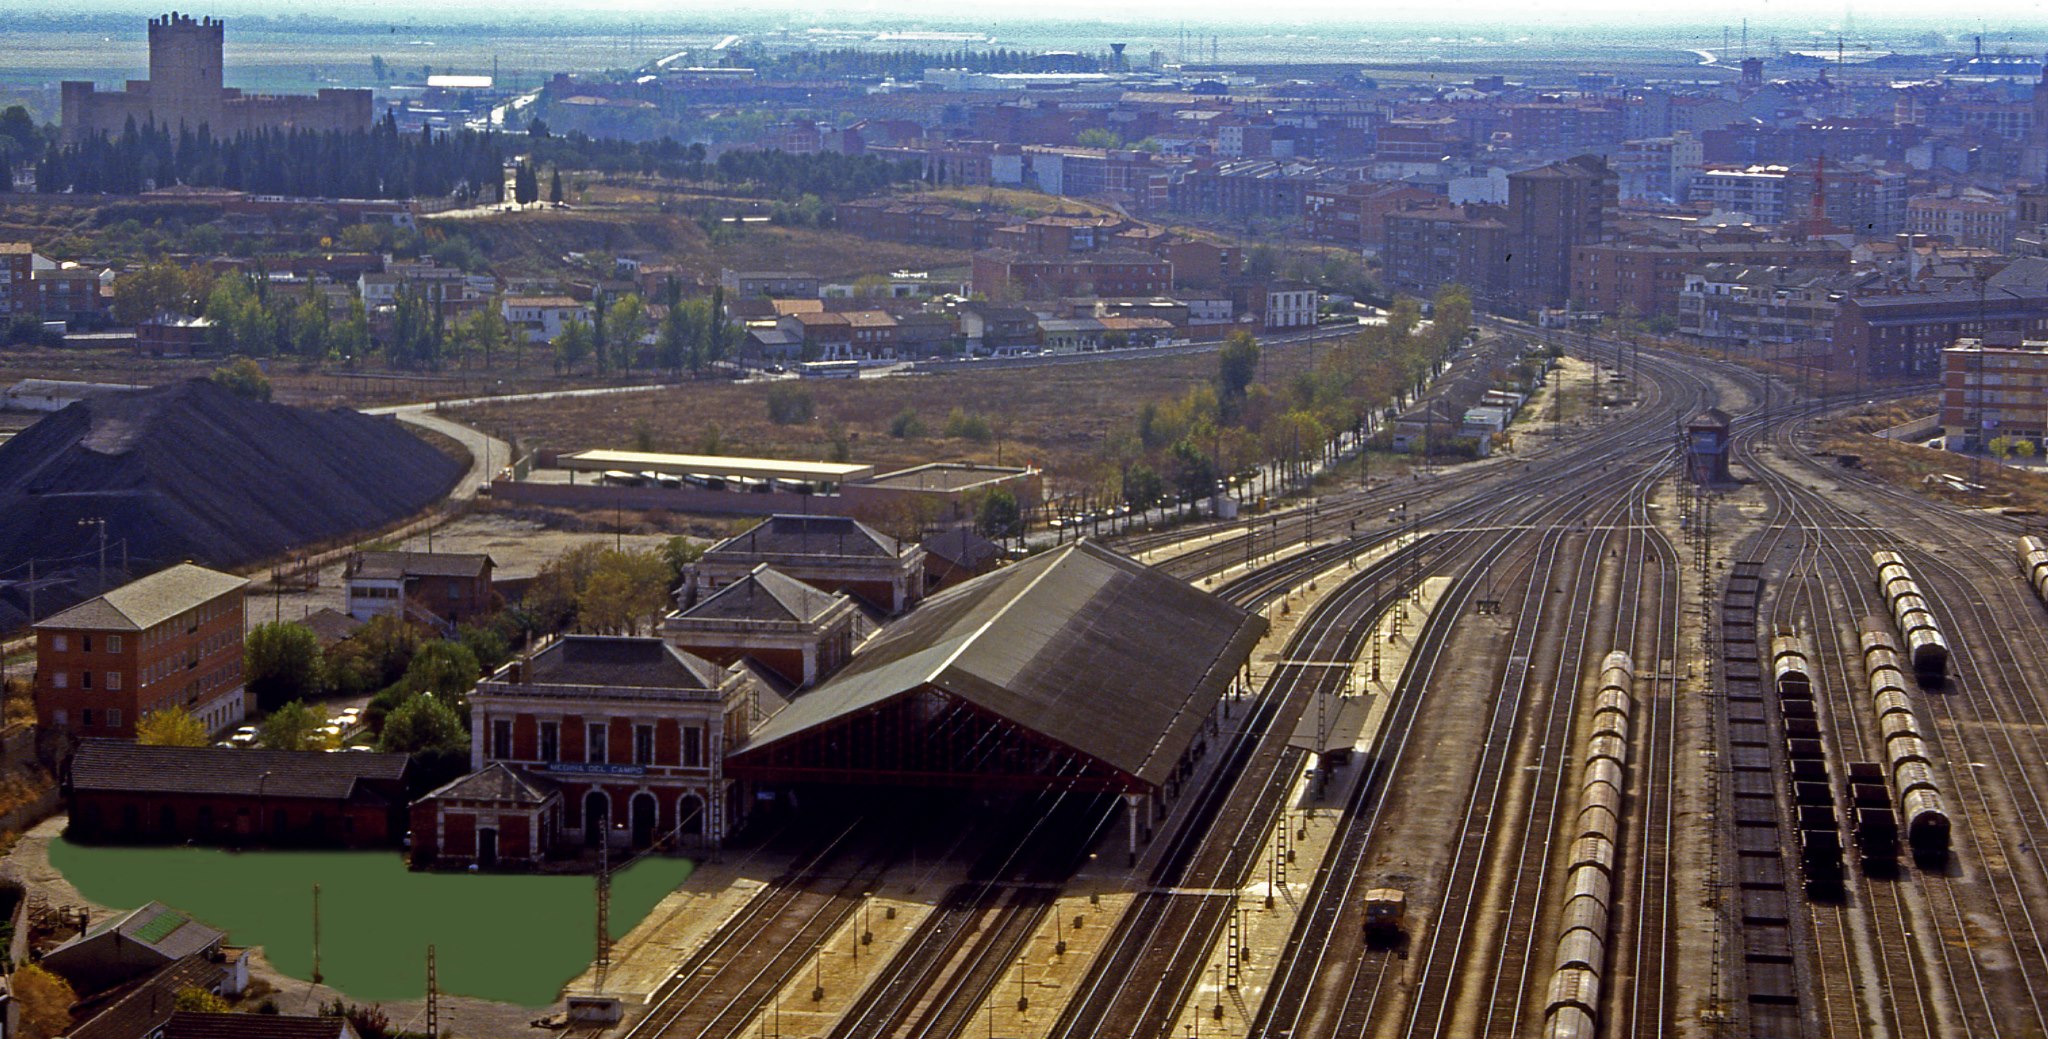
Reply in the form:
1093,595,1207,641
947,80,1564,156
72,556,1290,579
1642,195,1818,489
0,379,462,628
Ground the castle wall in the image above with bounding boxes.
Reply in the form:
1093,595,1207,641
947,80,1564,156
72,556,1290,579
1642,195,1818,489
60,14,372,145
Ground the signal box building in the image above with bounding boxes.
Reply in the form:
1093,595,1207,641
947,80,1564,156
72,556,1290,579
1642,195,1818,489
693,514,926,616
664,564,859,690
727,540,1265,860
35,563,249,740
461,636,769,853
1686,408,1734,483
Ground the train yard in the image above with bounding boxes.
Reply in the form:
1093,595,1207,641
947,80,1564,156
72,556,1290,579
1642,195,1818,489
584,324,2048,1039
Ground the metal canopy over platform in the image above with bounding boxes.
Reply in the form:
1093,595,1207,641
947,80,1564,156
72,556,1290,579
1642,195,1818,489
560,449,874,484
727,540,1265,794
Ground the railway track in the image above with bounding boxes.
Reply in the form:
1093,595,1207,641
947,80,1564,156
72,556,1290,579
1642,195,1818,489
621,821,895,1039
1739,395,2048,1039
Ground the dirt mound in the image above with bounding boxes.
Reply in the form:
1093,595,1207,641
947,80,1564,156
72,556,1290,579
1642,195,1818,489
0,379,462,628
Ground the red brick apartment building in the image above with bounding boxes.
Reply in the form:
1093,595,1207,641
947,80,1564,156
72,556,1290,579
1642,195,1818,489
36,564,249,739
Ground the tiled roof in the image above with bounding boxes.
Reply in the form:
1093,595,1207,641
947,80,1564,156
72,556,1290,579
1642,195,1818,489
711,514,904,563
345,550,493,581
37,563,248,633
69,741,410,800
921,528,1001,571
68,956,223,1039
682,565,847,624
415,762,558,807
521,635,729,690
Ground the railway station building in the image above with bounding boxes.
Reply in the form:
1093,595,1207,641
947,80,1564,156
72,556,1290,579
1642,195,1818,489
457,636,772,856
726,540,1265,859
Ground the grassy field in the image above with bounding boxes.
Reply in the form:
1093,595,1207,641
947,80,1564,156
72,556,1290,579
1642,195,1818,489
456,342,1330,495
49,837,692,1006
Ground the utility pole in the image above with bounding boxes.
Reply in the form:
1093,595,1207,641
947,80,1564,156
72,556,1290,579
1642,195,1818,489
312,884,323,986
595,839,612,990
77,517,107,590
425,945,439,1039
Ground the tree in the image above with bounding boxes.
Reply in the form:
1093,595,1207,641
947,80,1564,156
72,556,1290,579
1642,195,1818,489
377,693,466,754
513,161,539,205
578,549,674,635
401,640,481,703
1991,434,2014,462
1432,284,1473,349
353,615,424,688
2019,439,2040,462
975,487,1024,540
549,167,564,205
209,356,272,401
1217,330,1261,405
175,987,232,1013
137,705,210,747
1123,461,1164,509
245,622,323,711
552,319,594,373
1075,128,1124,149
605,294,647,372
259,700,324,751
112,259,208,325
457,622,512,675
14,964,76,1039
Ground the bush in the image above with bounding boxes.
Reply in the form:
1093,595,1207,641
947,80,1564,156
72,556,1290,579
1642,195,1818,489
943,407,994,443
765,383,815,424
887,409,926,438
209,356,272,401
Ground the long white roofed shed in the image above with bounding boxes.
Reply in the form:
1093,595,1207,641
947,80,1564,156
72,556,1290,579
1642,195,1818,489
559,449,873,485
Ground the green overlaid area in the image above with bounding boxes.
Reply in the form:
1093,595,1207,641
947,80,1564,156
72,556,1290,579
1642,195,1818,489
48,838,692,1006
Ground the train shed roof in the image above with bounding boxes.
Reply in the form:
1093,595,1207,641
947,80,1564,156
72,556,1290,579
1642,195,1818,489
730,540,1264,791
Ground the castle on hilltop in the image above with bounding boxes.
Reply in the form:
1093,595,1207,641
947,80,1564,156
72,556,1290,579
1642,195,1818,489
60,13,372,144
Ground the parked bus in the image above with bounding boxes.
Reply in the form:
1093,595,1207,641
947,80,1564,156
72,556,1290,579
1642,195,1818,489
799,360,861,380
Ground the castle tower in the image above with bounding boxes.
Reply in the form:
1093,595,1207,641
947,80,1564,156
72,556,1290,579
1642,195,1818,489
146,12,225,126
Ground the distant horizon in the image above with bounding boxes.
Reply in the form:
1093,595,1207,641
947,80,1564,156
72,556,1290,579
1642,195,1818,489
15,2,2048,42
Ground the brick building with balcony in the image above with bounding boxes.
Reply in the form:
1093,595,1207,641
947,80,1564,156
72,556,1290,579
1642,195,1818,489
35,564,249,740
1940,335,2048,448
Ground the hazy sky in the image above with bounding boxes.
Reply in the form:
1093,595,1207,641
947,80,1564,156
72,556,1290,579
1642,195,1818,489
38,0,2029,32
